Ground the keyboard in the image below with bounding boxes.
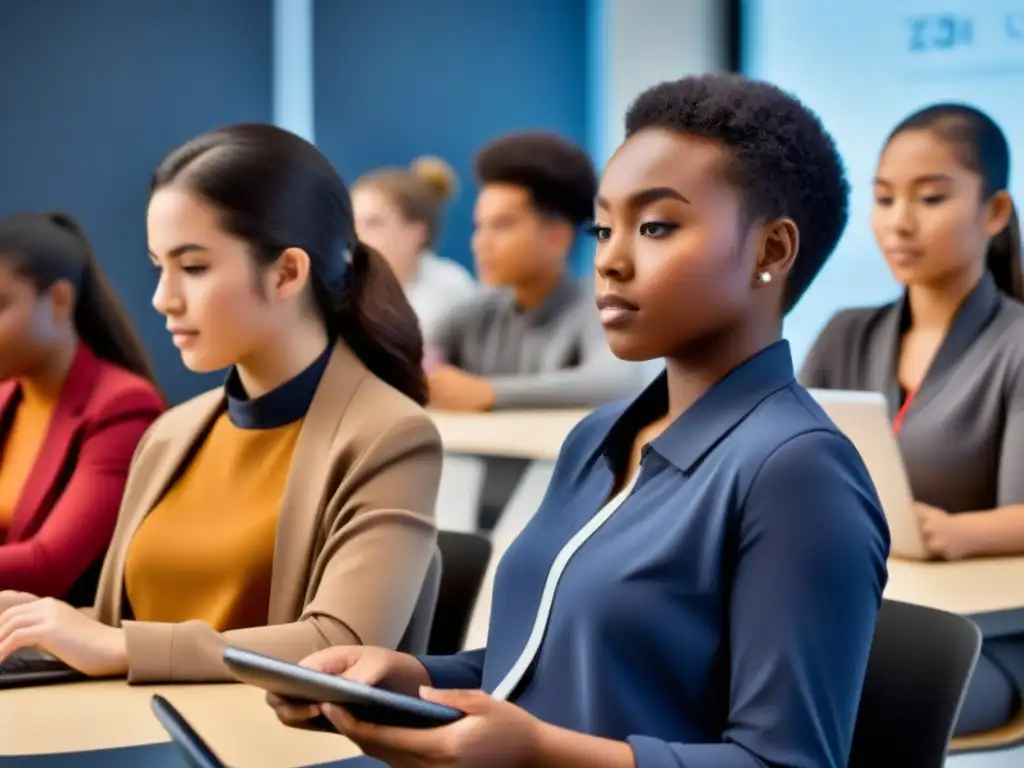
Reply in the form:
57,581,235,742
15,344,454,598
0,648,85,689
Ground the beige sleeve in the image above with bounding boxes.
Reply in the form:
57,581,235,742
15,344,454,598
122,417,442,683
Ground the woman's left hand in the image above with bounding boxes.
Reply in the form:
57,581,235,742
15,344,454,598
0,597,127,677
915,502,973,560
324,687,542,768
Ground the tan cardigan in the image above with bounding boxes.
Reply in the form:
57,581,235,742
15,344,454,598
92,342,441,683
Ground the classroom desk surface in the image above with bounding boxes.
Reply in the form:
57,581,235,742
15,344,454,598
430,409,587,461
886,555,1024,617
4,562,1021,763
0,680,361,766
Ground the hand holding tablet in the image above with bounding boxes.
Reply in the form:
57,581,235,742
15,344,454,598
223,646,465,729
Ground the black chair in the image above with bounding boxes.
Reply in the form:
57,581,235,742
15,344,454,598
427,531,492,655
396,547,441,655
849,599,982,768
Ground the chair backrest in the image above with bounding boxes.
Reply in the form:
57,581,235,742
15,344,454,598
396,547,441,655
849,598,982,768
428,531,492,655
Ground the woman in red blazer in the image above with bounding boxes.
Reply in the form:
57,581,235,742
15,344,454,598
0,211,164,605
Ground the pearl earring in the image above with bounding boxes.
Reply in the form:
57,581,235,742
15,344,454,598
757,271,772,284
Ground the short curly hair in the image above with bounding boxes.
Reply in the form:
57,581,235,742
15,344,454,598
474,132,597,228
625,73,850,312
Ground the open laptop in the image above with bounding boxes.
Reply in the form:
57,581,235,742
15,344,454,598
0,647,85,688
151,694,229,768
808,388,928,560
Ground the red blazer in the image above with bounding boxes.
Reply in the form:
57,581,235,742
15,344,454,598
0,344,164,601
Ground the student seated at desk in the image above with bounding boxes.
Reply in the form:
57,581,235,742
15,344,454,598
0,124,441,683
352,156,478,338
0,212,164,604
800,104,1024,736
424,131,647,412
270,74,889,768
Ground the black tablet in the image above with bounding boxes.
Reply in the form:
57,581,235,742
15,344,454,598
151,694,227,768
222,646,464,729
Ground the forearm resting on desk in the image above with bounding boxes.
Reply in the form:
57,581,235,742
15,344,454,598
123,616,358,683
958,504,1024,557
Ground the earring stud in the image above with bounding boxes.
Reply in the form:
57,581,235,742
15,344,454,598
757,271,772,284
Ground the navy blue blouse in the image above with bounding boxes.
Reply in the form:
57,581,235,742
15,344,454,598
419,342,890,768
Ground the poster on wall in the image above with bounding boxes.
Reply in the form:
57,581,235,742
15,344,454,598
743,0,1024,363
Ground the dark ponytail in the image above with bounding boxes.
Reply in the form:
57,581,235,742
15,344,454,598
320,241,426,404
888,103,1023,301
986,205,1024,302
0,211,160,386
151,123,427,404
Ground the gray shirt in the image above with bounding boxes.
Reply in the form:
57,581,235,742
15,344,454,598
428,275,648,409
406,252,478,339
799,273,1024,514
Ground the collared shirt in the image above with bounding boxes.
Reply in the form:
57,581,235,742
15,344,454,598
800,272,1024,514
426,275,649,408
420,342,889,768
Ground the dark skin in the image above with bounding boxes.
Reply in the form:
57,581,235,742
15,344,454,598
0,262,79,399
266,126,800,768
0,264,89,617
872,128,1019,559
594,128,798,487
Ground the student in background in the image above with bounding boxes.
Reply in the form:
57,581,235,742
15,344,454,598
0,124,441,683
0,212,163,605
271,74,888,768
801,104,1024,736
425,132,647,412
353,157,477,338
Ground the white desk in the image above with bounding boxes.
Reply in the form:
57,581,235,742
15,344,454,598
430,410,1024,642
428,410,586,533
0,680,360,766
429,409,587,461
886,556,1024,622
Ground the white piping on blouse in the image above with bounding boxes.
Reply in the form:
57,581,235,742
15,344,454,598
490,475,640,701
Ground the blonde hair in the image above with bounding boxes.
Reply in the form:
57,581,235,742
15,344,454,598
355,156,458,247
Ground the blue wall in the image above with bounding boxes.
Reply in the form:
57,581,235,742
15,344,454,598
0,0,273,404
313,0,591,273
1,0,598,402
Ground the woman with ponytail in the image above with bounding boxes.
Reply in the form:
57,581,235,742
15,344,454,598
0,125,441,684
353,157,478,337
0,212,163,605
801,104,1024,735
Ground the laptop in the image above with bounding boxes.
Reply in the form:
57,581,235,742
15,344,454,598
151,694,228,768
809,388,928,560
0,647,85,688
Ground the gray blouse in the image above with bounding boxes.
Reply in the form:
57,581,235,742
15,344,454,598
800,273,1024,514
427,275,649,409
